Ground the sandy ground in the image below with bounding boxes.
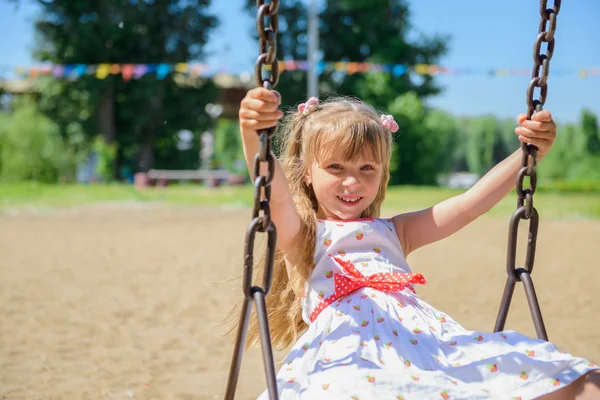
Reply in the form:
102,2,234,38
0,204,599,399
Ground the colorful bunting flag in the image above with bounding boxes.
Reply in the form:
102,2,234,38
0,61,597,83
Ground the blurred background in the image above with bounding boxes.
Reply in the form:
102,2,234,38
0,1,599,399
0,0,599,194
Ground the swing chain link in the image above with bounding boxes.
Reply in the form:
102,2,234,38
247,0,280,293
518,0,560,254
252,0,280,233
225,1,280,399
255,0,280,88
495,0,560,342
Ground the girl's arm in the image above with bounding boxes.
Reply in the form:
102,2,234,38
239,87,302,254
393,110,557,256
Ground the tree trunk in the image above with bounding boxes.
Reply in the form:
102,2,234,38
98,82,116,144
137,84,166,172
98,81,120,179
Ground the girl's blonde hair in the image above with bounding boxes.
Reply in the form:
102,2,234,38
230,96,394,350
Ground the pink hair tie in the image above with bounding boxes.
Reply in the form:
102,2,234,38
298,97,319,116
381,114,399,132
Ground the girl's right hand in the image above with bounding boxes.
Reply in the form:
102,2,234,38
239,87,283,134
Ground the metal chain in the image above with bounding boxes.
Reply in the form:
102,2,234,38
494,0,561,341
225,1,280,399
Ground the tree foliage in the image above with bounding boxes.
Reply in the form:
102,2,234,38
22,0,220,175
1,0,598,188
244,0,449,183
0,96,68,182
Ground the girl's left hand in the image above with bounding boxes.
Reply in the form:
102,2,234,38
515,110,557,160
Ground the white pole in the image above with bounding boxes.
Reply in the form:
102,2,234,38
307,0,319,98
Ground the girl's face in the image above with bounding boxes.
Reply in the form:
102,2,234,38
306,147,383,221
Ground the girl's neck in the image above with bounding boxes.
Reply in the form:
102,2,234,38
316,204,367,222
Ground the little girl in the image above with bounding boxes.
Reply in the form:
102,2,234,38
236,88,599,399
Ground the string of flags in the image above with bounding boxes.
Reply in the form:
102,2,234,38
1,61,598,81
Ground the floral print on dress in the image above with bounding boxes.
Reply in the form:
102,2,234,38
258,218,598,400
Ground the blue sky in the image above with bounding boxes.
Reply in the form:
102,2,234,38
0,0,598,123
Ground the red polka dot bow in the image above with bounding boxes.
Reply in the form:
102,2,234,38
309,257,427,322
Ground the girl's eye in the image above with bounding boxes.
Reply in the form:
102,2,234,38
328,164,342,170
361,165,375,170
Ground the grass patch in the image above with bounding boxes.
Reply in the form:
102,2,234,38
383,186,600,219
1,182,599,219
0,182,254,210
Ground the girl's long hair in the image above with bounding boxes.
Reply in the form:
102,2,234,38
228,96,394,350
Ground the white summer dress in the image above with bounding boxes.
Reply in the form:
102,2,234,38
257,217,597,400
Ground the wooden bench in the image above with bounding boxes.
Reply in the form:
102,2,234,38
135,169,247,188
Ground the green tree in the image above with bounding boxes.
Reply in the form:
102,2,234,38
542,123,581,180
245,0,447,105
560,110,600,182
580,108,600,155
499,118,521,160
458,116,508,176
13,0,220,176
92,136,118,182
0,96,67,182
213,119,245,173
387,92,445,185
424,109,460,173
244,0,450,184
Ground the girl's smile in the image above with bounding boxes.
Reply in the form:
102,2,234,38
337,195,363,204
